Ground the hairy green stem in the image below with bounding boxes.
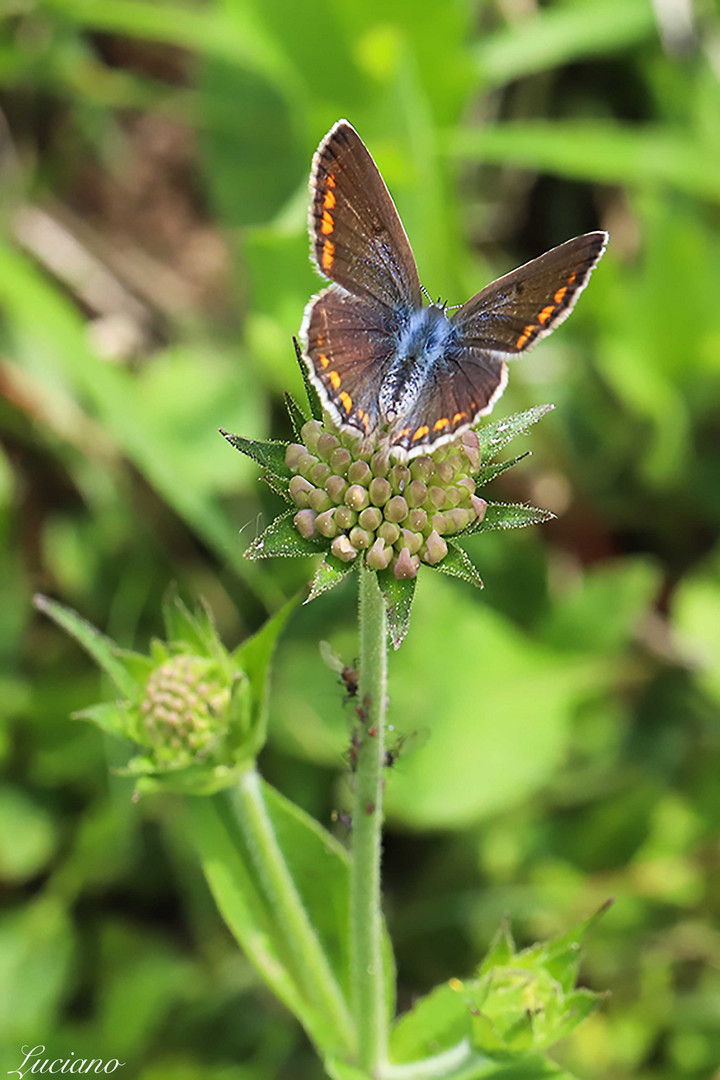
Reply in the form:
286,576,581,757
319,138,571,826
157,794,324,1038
351,565,389,1074
233,769,355,1053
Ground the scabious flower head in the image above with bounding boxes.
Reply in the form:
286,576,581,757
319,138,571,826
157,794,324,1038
34,591,294,793
140,655,231,766
222,345,555,646
285,419,487,579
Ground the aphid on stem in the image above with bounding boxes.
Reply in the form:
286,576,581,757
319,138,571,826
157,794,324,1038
320,640,359,700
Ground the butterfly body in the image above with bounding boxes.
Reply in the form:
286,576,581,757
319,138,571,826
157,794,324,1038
379,304,456,423
301,119,607,459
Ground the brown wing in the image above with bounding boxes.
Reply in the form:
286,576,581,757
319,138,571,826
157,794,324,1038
452,232,607,353
387,347,508,456
301,286,397,437
309,120,422,312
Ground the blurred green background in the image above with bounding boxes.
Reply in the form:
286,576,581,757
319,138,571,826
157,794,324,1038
1,0,719,1077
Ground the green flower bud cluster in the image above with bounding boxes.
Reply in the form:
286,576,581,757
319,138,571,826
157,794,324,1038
287,420,488,579
140,655,230,766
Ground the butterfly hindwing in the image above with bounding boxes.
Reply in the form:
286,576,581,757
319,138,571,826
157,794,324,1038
309,120,422,312
302,286,397,436
387,346,508,454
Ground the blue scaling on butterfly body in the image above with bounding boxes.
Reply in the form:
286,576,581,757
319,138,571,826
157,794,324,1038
379,304,457,425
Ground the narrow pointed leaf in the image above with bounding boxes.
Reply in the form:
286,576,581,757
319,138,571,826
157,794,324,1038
72,702,137,740
434,543,484,589
555,988,604,1038
461,501,555,536
220,429,292,478
306,555,356,603
113,648,155,683
244,510,327,560
34,595,137,698
477,919,515,976
377,570,416,649
474,451,531,488
294,336,324,421
161,587,218,656
260,470,292,501
233,593,299,749
475,405,554,462
284,391,308,439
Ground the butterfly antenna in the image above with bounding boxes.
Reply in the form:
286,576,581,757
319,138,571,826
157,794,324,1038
446,302,463,311
420,283,433,304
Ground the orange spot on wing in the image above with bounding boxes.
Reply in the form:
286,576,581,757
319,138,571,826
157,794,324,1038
537,304,555,325
323,188,336,209
411,425,430,442
339,391,353,412
318,354,329,369
322,240,335,270
433,418,449,431
553,285,568,305
452,411,467,425
567,272,577,285
328,370,341,390
321,210,334,235
326,173,336,188
515,324,535,349
400,427,410,437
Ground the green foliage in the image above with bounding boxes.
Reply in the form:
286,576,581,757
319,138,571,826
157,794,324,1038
3,0,720,1076
388,911,609,1077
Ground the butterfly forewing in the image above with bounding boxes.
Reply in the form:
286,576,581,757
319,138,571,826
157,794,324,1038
309,120,422,311
451,232,607,354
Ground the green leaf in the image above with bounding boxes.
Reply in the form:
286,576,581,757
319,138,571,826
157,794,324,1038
294,336,324,421
34,595,138,699
161,588,222,658
379,574,606,827
244,510,327,559
474,452,532,488
112,649,155,684
474,0,656,88
73,702,137,742
261,471,292,501
306,555,356,603
462,502,555,537
475,406,554,463
285,391,308,439
390,982,471,1062
377,570,416,649
450,122,720,205
187,777,356,1056
40,0,302,97
233,593,299,752
540,558,658,654
220,429,292,478
478,921,516,976
434,543,484,590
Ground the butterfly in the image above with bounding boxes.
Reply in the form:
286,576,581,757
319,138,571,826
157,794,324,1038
300,119,607,460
